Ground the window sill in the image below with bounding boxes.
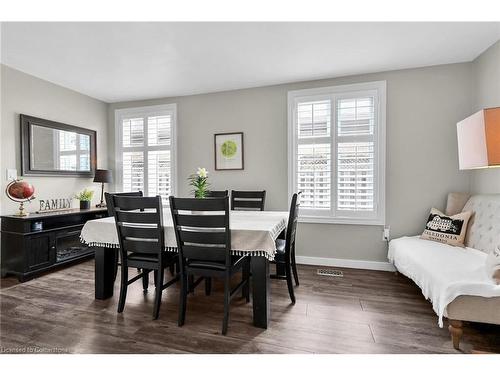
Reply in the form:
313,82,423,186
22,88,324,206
298,216,385,226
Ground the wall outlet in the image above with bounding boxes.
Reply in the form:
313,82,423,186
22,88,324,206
6,169,17,181
383,226,390,241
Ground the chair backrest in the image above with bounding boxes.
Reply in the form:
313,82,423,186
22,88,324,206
105,191,143,216
206,190,229,198
231,190,266,211
169,196,231,266
110,195,164,260
285,193,301,255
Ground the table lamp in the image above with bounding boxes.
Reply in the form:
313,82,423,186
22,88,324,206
93,169,113,208
457,107,500,169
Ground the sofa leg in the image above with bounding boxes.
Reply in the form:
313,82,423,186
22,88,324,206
448,319,463,350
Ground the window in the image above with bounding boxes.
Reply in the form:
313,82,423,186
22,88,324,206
115,104,177,203
288,81,386,225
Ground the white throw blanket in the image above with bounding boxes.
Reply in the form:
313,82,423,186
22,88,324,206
485,246,500,284
388,236,500,327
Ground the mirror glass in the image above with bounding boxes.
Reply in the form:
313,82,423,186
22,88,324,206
30,125,92,172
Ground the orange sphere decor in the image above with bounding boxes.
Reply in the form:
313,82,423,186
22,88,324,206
5,179,36,216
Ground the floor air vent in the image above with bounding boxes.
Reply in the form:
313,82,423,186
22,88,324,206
317,269,344,277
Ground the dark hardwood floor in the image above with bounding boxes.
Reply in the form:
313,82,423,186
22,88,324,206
1,260,499,354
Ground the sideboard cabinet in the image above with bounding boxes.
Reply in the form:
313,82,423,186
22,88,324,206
1,208,108,281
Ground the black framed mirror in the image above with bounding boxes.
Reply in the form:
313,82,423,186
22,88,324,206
21,114,97,177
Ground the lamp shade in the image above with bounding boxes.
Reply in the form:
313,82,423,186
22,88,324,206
457,107,500,170
93,169,113,183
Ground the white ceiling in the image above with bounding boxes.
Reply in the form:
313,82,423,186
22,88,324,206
1,22,499,103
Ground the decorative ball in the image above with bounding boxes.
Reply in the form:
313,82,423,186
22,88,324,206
6,180,35,202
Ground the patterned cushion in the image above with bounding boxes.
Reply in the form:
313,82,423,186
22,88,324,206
463,195,500,254
421,208,472,247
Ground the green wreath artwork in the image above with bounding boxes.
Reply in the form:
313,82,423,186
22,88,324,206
221,140,237,159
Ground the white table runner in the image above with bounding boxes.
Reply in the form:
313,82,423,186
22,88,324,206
80,210,288,261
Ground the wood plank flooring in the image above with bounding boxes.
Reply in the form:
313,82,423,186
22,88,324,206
1,260,499,354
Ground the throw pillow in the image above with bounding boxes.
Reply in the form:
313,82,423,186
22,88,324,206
420,208,472,247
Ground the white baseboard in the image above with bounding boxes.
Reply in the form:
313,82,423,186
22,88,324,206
295,255,396,272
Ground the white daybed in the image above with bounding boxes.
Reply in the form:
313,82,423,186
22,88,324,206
388,193,500,350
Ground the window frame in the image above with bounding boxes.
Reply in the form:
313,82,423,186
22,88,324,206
288,81,386,225
114,104,178,203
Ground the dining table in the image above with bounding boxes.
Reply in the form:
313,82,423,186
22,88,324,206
80,210,289,329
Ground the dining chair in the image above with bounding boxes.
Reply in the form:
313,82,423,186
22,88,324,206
206,190,229,198
105,191,146,284
270,192,300,303
169,196,250,335
110,195,178,319
190,190,229,293
105,191,143,216
231,190,266,211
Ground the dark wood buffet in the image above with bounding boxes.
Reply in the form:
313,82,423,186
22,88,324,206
1,207,108,281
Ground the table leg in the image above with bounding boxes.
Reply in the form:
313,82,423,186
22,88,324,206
275,263,286,277
95,247,116,300
251,256,270,329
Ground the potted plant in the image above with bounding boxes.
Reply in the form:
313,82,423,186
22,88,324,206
75,188,94,209
188,167,209,198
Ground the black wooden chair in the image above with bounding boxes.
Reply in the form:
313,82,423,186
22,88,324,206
231,190,266,211
105,191,144,283
105,191,143,216
271,192,300,304
169,196,250,335
206,190,229,198
189,190,229,292
110,195,178,319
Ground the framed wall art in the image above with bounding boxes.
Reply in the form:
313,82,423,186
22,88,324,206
214,132,244,170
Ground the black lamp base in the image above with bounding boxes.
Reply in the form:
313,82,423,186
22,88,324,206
96,182,106,208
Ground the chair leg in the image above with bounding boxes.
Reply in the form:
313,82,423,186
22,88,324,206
142,269,149,291
205,277,212,296
285,261,296,304
242,258,250,302
178,273,188,327
189,275,195,294
222,275,231,335
117,265,128,313
169,263,175,276
291,245,300,286
113,248,119,283
153,267,164,320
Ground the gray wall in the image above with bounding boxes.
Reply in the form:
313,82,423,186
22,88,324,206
109,63,474,263
0,65,109,214
471,40,500,194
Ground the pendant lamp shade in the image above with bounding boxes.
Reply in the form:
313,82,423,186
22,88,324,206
457,107,500,170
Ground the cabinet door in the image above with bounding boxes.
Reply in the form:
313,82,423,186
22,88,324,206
26,233,55,271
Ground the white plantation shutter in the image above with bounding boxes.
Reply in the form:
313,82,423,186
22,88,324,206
288,82,385,225
116,105,177,203
148,150,171,197
336,96,376,213
122,151,144,192
296,100,332,210
337,142,374,211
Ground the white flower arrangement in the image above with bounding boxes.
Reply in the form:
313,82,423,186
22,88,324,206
189,167,210,198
